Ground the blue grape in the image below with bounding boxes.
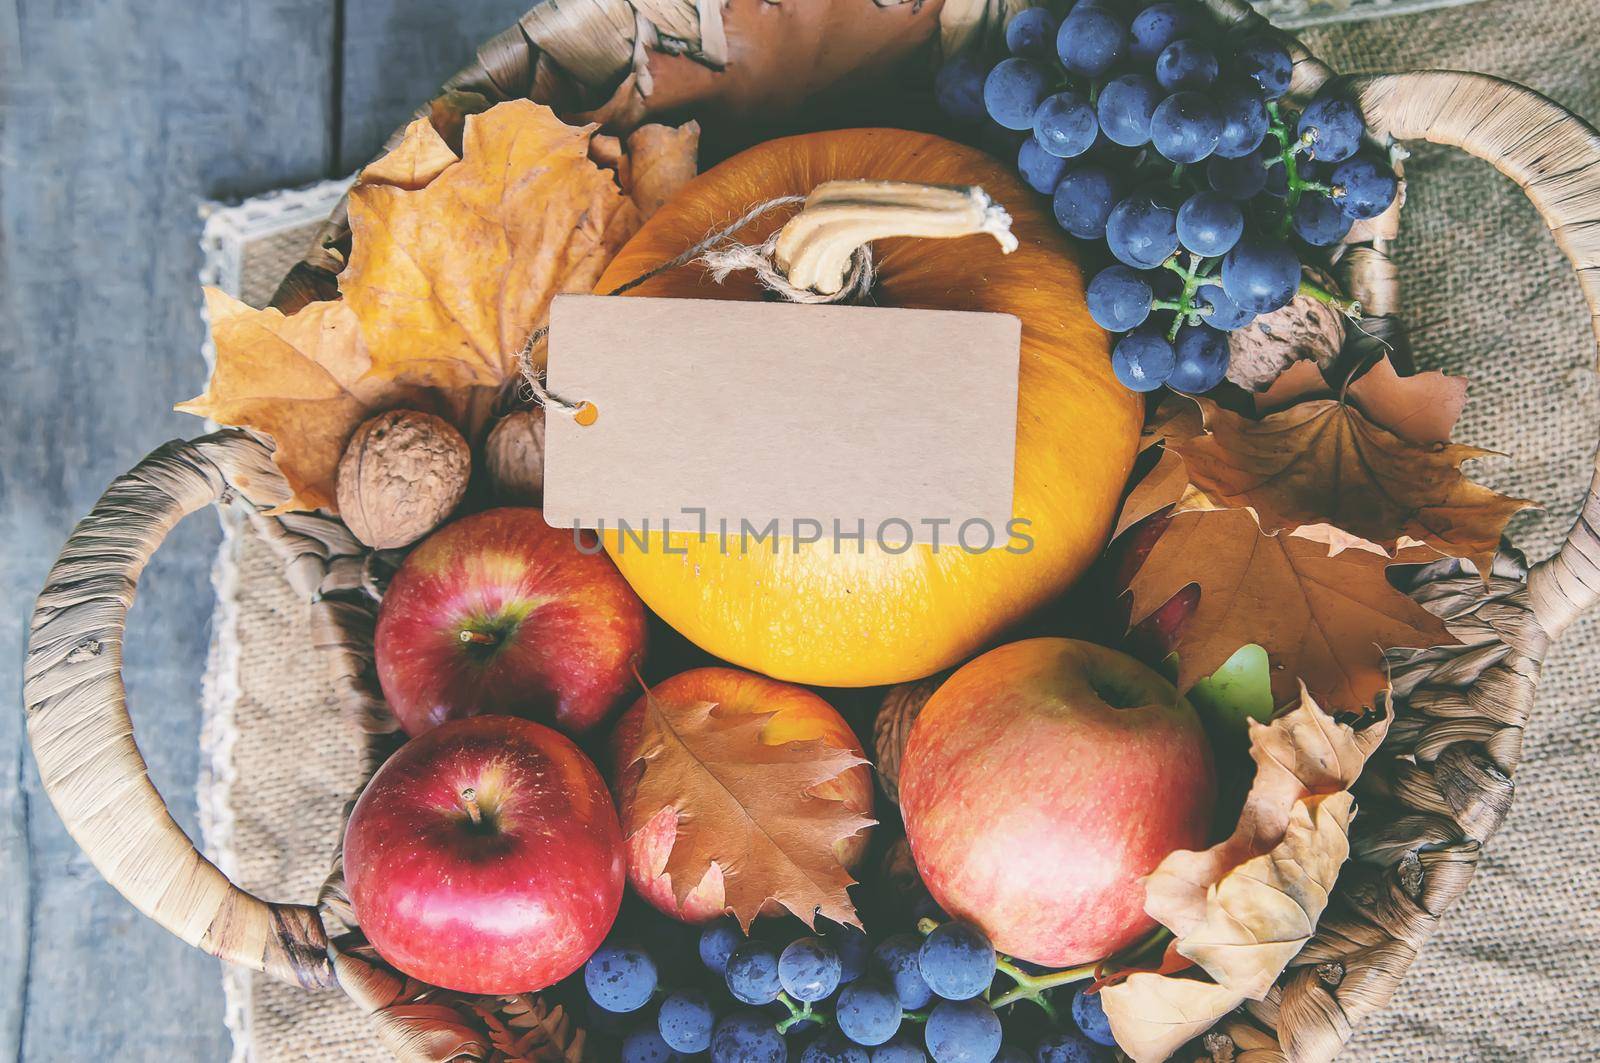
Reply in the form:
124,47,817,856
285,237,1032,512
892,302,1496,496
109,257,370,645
1214,80,1270,158
1194,283,1256,331
1053,165,1121,239
711,1009,785,1063
1087,265,1154,333
1177,191,1244,257
1150,91,1222,164
872,1039,929,1062
1005,7,1059,59
836,979,903,1047
725,940,783,1005
1170,324,1231,393
1071,986,1117,1048
780,937,843,1003
1292,191,1353,246
935,51,989,124
918,922,996,1001
1331,154,1398,219
622,1027,679,1063
1035,1030,1102,1062
825,921,872,984
1056,7,1127,78
1263,157,1290,198
1222,235,1301,314
658,989,715,1053
984,58,1052,131
1130,2,1199,64
1234,35,1293,99
585,942,657,1014
1208,150,1270,199
1155,39,1218,92
1105,187,1180,269
925,999,1002,1063
1097,73,1163,147
699,917,744,975
1018,138,1069,194
873,933,936,1010
804,1032,872,1063
1112,330,1176,392
1034,92,1099,159
1298,94,1365,162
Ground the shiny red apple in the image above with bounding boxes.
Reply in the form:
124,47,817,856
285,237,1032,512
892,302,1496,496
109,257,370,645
375,507,647,736
899,637,1215,967
609,667,874,923
344,714,625,994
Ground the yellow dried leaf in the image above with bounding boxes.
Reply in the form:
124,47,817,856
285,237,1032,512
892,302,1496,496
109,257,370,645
627,695,872,931
1100,973,1245,1063
624,121,700,219
361,117,458,190
341,100,641,389
178,289,423,512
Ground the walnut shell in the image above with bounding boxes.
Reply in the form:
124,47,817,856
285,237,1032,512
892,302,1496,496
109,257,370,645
485,409,546,505
873,674,946,804
336,410,470,549
1227,268,1347,393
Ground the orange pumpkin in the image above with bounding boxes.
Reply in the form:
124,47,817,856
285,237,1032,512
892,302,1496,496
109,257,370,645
593,129,1141,687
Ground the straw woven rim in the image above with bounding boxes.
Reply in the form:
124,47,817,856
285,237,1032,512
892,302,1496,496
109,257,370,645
24,1,1600,1059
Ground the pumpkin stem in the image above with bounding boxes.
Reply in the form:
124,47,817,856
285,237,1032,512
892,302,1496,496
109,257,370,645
772,181,1018,297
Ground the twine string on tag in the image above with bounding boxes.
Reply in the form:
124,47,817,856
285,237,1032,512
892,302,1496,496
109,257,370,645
515,193,876,417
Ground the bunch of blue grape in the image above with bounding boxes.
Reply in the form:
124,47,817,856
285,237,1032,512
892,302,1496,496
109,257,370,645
936,0,1394,395
579,911,1120,1062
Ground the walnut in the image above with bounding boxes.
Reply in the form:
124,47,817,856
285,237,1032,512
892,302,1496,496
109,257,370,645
484,409,546,505
1227,268,1347,393
873,674,946,804
336,410,470,549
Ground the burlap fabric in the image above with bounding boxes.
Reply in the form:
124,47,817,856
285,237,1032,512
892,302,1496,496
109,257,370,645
198,0,1600,1057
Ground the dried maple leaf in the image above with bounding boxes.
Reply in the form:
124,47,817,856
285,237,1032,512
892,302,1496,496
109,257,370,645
1100,973,1245,1063
341,100,641,389
361,116,458,191
1126,509,1455,710
178,289,426,512
1253,355,1469,446
627,694,873,931
1163,395,1532,574
1102,689,1387,1060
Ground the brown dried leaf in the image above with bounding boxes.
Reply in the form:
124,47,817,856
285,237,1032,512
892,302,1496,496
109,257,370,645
1164,396,1532,574
178,289,424,513
1100,973,1245,1063
341,100,641,389
361,117,458,190
1112,444,1189,541
1252,355,1469,446
1126,509,1456,710
627,694,873,931
624,121,701,220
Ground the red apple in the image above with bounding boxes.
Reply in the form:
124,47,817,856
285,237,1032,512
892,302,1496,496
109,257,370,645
375,508,647,736
899,637,1214,967
609,667,874,923
344,714,625,994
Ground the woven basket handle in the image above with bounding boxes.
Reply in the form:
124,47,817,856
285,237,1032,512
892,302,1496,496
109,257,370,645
23,430,337,989
1355,71,1600,639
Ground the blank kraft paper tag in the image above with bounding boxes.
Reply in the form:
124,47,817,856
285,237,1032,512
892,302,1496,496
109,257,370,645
542,295,1020,547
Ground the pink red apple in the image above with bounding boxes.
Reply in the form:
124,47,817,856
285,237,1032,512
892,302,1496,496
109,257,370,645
375,507,647,736
609,667,874,923
343,714,625,994
899,637,1214,966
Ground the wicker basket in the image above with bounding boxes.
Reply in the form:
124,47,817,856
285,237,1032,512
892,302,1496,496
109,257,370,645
24,1,1600,1059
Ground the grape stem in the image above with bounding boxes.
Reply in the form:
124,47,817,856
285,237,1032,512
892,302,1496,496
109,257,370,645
990,956,1097,1015
1267,103,1332,240
1298,277,1363,320
774,992,830,1034
1160,253,1217,340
